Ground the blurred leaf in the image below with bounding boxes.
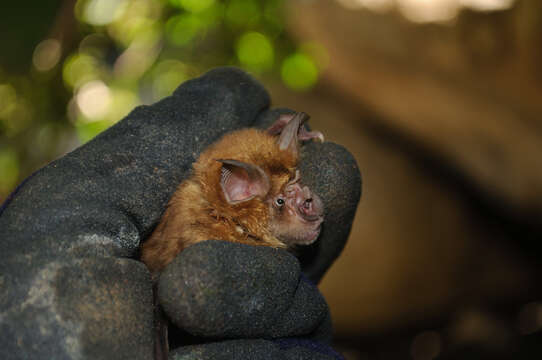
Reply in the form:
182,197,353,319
106,87,139,122
173,0,215,13
75,119,113,143
62,53,102,89
263,0,284,36
151,60,190,100
0,83,34,137
166,13,203,46
32,39,63,72
236,32,274,72
0,147,19,197
0,83,18,120
281,52,319,91
0,0,324,199
76,0,129,26
225,0,261,28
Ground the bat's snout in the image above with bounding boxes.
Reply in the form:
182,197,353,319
274,182,324,246
295,186,324,222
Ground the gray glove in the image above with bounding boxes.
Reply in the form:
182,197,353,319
0,67,361,360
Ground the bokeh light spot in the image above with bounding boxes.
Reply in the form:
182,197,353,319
459,0,515,11
335,0,515,21
79,0,128,26
236,32,274,72
63,53,100,89
107,88,139,122
74,86,138,144
398,0,459,23
166,14,202,46
33,39,62,72
114,27,162,79
109,16,159,47
336,0,394,12
79,34,109,58
76,80,112,121
280,53,319,91
152,60,190,100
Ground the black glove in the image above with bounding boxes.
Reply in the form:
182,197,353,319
0,67,361,360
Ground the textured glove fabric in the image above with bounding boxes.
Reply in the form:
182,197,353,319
0,67,361,360
158,241,331,340
169,339,342,360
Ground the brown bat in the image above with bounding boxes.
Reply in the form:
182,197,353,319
140,112,324,359
141,112,324,272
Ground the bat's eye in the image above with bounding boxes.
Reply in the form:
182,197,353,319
275,198,285,207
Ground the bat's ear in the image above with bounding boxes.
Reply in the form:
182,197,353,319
267,112,324,158
217,159,271,204
276,113,303,158
266,113,300,137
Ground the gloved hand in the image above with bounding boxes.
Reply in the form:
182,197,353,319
0,67,361,360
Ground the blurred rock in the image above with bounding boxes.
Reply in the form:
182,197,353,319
286,0,542,238
266,78,537,335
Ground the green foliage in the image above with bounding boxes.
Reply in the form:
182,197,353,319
281,52,319,91
166,13,204,46
236,32,274,72
0,147,19,196
225,0,261,28
0,0,327,201
173,0,215,13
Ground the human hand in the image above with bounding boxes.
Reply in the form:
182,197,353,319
0,67,360,359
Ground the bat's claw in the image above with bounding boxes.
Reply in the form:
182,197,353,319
299,128,325,143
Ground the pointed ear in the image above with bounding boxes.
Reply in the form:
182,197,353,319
267,112,324,145
266,113,298,136
276,112,305,157
267,112,323,158
217,159,271,204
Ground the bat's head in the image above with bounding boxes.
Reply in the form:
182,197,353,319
265,169,324,246
264,112,325,246
197,112,324,247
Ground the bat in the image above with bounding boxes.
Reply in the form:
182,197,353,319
140,112,324,359
141,112,324,272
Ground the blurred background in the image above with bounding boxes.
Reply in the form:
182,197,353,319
1,0,542,358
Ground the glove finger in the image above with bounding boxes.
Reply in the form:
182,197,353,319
297,141,361,283
169,339,342,360
0,257,153,360
158,241,330,340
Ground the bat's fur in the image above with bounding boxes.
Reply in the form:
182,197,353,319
141,128,298,273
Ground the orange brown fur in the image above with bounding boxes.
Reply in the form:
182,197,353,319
141,128,298,273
